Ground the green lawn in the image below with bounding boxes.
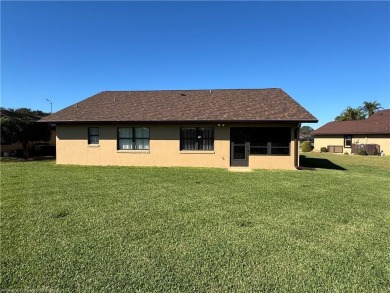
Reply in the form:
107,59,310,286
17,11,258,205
1,153,389,292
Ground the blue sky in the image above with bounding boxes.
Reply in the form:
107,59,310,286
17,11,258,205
1,1,389,128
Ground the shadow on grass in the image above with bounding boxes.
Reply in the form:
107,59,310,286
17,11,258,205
299,155,346,171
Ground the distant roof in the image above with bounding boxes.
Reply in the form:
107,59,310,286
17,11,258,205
312,110,390,136
39,88,317,123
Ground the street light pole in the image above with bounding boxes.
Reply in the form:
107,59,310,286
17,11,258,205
46,99,52,113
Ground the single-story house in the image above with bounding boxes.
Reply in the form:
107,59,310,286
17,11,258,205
39,88,317,170
312,109,390,155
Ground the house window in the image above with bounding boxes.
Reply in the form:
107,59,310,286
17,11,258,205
88,127,99,144
180,128,214,150
344,135,352,148
117,127,150,150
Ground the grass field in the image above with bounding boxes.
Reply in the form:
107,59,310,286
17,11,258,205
1,153,389,291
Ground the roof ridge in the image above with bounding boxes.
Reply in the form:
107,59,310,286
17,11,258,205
100,88,282,93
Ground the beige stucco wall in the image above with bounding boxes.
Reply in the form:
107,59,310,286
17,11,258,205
56,123,299,170
249,155,296,170
313,136,347,153
314,135,390,154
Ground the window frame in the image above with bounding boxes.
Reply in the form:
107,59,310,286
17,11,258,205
180,127,214,151
344,135,352,148
117,127,150,150
250,142,291,156
269,141,291,156
88,127,99,145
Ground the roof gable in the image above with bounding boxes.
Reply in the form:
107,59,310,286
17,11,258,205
312,110,390,136
40,88,317,123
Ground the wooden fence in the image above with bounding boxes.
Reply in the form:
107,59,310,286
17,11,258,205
351,144,380,155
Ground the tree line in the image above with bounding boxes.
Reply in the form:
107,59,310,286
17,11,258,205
335,101,383,121
297,100,383,139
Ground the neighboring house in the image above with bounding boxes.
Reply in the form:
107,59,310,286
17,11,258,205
312,109,390,155
39,89,317,170
0,133,56,156
0,109,56,156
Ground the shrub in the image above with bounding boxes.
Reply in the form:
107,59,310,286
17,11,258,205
301,141,312,152
358,149,367,156
320,147,328,153
344,152,349,155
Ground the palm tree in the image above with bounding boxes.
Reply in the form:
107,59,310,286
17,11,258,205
362,101,383,117
335,107,365,121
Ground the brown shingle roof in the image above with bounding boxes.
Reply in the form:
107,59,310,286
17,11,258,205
312,110,390,136
39,88,317,123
